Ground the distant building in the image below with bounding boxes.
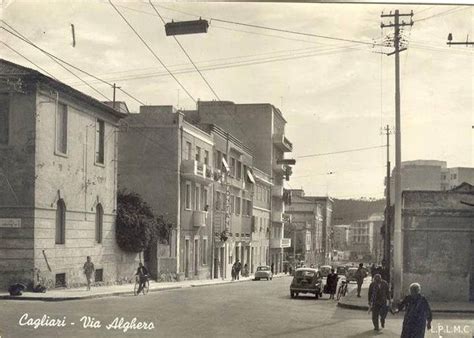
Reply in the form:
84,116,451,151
388,160,474,202
402,189,474,302
0,59,129,289
348,213,384,262
332,224,350,251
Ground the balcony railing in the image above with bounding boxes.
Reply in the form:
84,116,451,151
270,238,292,248
193,210,207,227
181,160,213,185
273,134,293,152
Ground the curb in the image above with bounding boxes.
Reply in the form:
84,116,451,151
337,301,474,314
0,275,290,301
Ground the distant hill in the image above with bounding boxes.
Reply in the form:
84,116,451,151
332,198,386,225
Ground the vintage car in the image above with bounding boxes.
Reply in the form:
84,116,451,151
319,265,332,278
290,268,323,299
345,267,359,283
336,266,347,275
254,265,273,281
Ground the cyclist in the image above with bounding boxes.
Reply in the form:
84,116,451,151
135,262,149,295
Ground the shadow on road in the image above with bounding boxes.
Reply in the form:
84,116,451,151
346,329,385,337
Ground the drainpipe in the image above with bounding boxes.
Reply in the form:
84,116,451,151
176,124,182,275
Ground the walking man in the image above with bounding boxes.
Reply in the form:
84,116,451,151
83,256,95,291
135,262,149,295
235,259,242,280
368,274,390,331
396,283,432,338
355,263,366,297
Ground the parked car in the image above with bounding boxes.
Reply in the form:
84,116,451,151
290,268,323,299
255,265,273,281
319,265,332,278
336,266,347,275
345,267,359,283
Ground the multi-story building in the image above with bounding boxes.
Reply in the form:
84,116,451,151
348,213,384,262
388,160,474,201
284,189,324,265
184,101,294,273
332,224,350,251
118,106,214,280
0,59,130,289
251,168,272,273
197,123,254,279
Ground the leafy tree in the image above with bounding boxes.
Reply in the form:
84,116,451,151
116,190,159,252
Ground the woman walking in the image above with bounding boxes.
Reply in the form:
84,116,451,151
326,268,338,300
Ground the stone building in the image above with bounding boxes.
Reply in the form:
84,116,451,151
402,190,474,302
348,213,383,262
0,59,132,289
118,106,214,280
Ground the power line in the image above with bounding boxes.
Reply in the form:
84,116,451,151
291,165,387,179
0,41,57,79
108,0,196,104
0,19,144,104
149,0,220,100
415,6,469,23
297,145,386,159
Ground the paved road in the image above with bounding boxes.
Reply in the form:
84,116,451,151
1,276,472,338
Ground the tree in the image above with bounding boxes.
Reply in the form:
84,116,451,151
116,190,159,253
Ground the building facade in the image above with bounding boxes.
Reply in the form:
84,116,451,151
184,101,294,273
0,59,131,289
402,190,474,302
118,106,214,280
348,213,383,262
332,224,350,251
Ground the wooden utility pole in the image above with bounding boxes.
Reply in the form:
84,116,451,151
381,10,413,300
383,125,391,280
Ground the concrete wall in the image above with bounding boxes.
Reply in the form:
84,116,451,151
32,88,136,287
0,91,36,289
402,191,474,302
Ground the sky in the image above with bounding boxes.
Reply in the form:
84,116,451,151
1,1,473,199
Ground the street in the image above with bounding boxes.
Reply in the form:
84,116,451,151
0,276,472,338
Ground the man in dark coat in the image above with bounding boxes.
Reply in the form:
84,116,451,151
355,263,366,297
368,274,390,331
326,268,338,300
397,283,432,338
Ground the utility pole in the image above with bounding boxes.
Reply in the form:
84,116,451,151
381,10,413,301
383,125,392,281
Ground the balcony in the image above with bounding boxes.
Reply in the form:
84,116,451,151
193,210,207,227
181,160,214,185
270,238,292,249
273,134,293,152
228,176,244,189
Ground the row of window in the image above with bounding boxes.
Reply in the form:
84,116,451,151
184,182,209,211
0,95,106,164
214,191,252,216
185,141,210,166
55,199,103,244
255,184,271,203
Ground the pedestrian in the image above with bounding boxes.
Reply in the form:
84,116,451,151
271,263,274,274
235,259,242,280
289,265,293,276
355,263,366,297
396,283,432,338
326,268,338,300
242,263,249,277
83,256,95,291
370,263,376,280
368,274,390,331
231,262,237,281
135,262,149,295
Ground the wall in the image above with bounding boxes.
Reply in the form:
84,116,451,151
32,88,136,288
0,91,36,289
402,190,474,302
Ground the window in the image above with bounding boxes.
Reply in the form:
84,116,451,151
55,199,66,244
0,94,9,145
230,157,236,177
195,146,201,162
247,200,252,216
195,185,201,210
215,151,222,169
204,150,209,166
185,182,192,210
215,191,221,210
236,161,242,180
55,273,66,287
202,188,208,211
452,173,457,180
230,195,235,214
186,142,192,160
236,197,241,215
95,203,103,243
95,119,105,164
202,238,208,265
242,199,247,216
56,103,68,154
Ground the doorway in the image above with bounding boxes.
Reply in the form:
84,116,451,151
185,239,190,278
194,239,199,276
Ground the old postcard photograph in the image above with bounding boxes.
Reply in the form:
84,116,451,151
0,0,473,337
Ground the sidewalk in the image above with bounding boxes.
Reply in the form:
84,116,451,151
338,282,474,314
0,273,290,302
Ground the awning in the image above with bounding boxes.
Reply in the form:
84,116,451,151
246,169,255,184
222,157,230,173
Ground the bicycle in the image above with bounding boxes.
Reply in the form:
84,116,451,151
134,275,150,295
336,279,348,300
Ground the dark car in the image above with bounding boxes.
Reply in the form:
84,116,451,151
290,268,323,299
336,266,346,275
